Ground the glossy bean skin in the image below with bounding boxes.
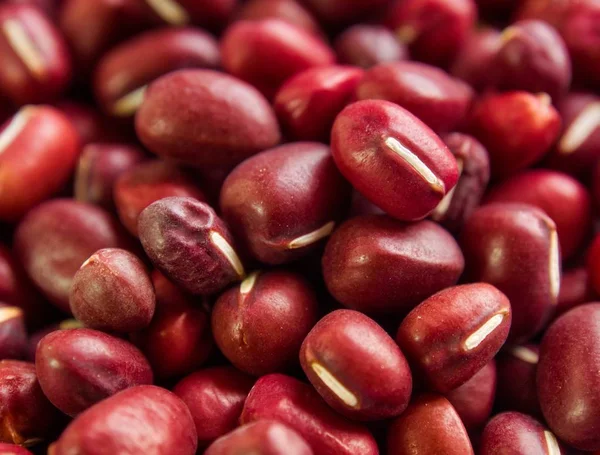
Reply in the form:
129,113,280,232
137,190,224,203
69,248,155,332
461,203,561,343
323,216,464,315
0,4,71,105
0,106,80,222
74,143,146,210
450,27,500,91
173,367,255,448
331,100,459,221
220,19,335,99
430,133,490,233
205,420,313,455
480,412,563,455
446,360,496,431
94,28,220,118
212,271,318,376
468,91,561,179
300,309,412,421
485,170,591,259
36,328,153,416
356,62,474,133
14,200,133,313
220,143,351,265
136,69,281,168
274,66,364,142
397,283,511,392
241,374,378,455
334,25,409,69
0,443,32,454
236,0,321,35
537,303,600,451
49,385,197,455
387,394,474,455
0,304,27,360
495,344,542,417
0,360,63,445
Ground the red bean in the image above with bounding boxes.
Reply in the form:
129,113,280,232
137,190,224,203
450,27,500,91
334,25,409,69
300,0,390,25
555,267,594,321
0,304,27,360
0,443,33,454
236,0,321,35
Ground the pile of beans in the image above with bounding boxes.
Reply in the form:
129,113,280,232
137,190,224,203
0,0,598,454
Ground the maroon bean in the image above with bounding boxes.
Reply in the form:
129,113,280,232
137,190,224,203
349,191,385,217
588,236,600,297
300,309,412,421
69,248,155,332
0,443,32,454
14,199,133,313
355,62,474,133
430,133,490,233
387,394,474,455
0,360,63,445
461,203,561,342
384,0,476,67
220,19,335,99
94,27,220,118
537,303,600,451
331,100,459,221
212,270,318,375
555,267,594,321
241,374,378,455
546,92,600,177
138,0,237,31
0,106,80,222
468,91,561,180
74,143,146,210
26,319,83,361
450,27,500,91
139,197,244,295
55,101,128,145
397,283,510,392
135,69,281,168
274,66,364,142
323,215,464,314
334,25,409,69
446,360,496,431
485,170,591,259
0,4,71,105
205,420,313,455
0,304,26,360
236,0,321,36
150,269,198,310
132,296,213,379
49,385,197,455
495,344,542,417
480,412,563,455
220,142,351,264
173,366,255,448
475,0,519,23
300,0,390,25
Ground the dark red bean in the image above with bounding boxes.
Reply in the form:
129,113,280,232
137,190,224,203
0,443,33,454
94,27,220,118
430,133,490,233
55,101,128,145
0,304,27,360
485,170,592,259
274,66,364,142
36,328,153,416
236,0,321,36
355,61,474,133
26,319,83,362
0,105,80,222
0,360,63,446
300,0,390,25
323,215,464,315
205,420,313,455
495,344,542,417
300,309,412,421
212,270,318,376
537,303,600,451
150,269,198,310
450,27,500,91
480,412,563,455
173,366,255,448
49,385,197,455
135,69,281,168
138,196,245,295
555,267,594,321
14,199,133,313
241,374,378,455
468,91,561,180
138,0,237,31
387,394,474,455
334,25,409,69
461,203,561,343
220,19,335,99
220,142,351,264
74,143,146,210
331,100,459,221
0,4,71,105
